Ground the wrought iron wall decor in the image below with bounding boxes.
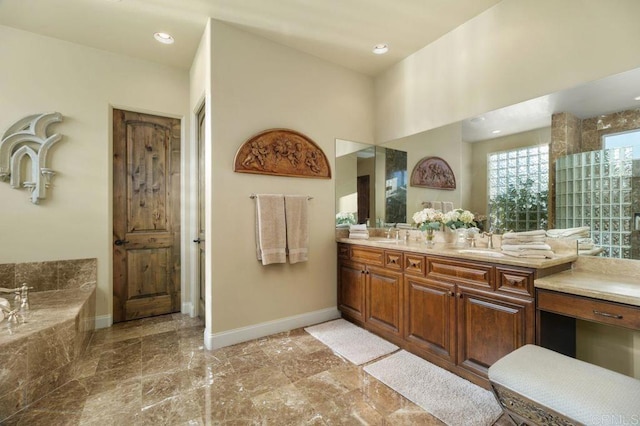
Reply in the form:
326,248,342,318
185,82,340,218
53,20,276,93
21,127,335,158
0,112,63,204
410,156,456,190
234,129,331,179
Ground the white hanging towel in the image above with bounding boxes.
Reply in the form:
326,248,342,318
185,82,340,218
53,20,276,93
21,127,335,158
255,194,287,265
285,195,309,264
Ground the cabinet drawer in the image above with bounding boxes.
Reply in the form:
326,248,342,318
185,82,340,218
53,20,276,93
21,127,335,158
537,290,640,331
384,250,403,270
338,244,350,260
496,267,534,297
426,257,493,289
350,246,384,265
404,254,426,276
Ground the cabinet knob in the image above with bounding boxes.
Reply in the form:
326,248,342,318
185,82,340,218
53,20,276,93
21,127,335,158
448,291,454,297
457,293,463,299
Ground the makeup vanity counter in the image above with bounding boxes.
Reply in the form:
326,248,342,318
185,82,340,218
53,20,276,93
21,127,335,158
534,256,640,357
336,237,576,388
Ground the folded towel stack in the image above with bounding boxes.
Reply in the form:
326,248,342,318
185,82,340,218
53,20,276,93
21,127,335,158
501,230,554,258
501,229,547,244
546,226,590,239
349,224,369,239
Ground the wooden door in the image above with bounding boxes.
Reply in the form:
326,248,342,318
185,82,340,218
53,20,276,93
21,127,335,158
113,109,181,322
365,265,403,338
338,260,365,323
456,286,533,378
196,105,206,319
404,275,456,363
357,175,370,224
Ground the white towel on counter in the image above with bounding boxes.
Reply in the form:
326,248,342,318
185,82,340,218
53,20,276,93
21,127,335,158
546,226,590,239
501,250,555,259
502,230,547,239
285,195,309,264
501,243,552,251
255,194,287,265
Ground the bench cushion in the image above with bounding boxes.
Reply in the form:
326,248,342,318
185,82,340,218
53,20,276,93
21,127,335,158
488,345,640,424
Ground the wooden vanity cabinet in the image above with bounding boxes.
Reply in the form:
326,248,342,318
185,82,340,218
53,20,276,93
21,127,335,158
404,275,456,364
337,244,403,342
338,243,540,386
338,258,366,323
456,285,534,379
365,264,403,341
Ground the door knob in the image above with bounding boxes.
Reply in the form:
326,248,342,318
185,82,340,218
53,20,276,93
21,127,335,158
114,239,130,246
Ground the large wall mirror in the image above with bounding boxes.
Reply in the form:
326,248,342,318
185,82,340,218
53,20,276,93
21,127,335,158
335,66,640,260
335,139,407,227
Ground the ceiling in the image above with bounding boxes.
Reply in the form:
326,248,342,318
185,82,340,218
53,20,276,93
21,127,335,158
462,66,640,143
2,0,639,141
0,0,501,76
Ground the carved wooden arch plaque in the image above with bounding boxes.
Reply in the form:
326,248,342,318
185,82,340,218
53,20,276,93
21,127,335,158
234,129,331,179
410,156,456,190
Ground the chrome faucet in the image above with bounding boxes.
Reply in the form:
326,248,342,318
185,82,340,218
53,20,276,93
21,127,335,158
482,231,494,249
386,226,397,239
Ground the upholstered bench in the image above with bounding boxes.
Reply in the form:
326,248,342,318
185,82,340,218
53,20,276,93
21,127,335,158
488,345,640,425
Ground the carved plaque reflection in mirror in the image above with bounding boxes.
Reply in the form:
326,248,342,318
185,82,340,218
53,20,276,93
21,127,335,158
234,129,331,179
410,156,456,190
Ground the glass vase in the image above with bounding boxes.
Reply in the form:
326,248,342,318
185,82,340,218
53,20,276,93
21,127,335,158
424,228,435,247
455,228,469,247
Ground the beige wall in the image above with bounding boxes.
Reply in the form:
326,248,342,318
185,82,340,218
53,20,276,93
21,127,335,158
207,21,374,339
375,0,640,143
383,122,465,220
0,25,190,324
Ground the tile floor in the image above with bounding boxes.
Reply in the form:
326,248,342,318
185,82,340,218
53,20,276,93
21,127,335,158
4,314,511,425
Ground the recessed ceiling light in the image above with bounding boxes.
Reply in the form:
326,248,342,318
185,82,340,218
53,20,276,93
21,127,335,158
372,44,389,55
470,116,485,124
635,95,640,101
492,130,502,134
154,32,174,44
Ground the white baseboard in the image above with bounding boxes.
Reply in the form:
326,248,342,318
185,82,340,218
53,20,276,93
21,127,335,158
182,301,195,317
204,307,340,350
94,314,112,329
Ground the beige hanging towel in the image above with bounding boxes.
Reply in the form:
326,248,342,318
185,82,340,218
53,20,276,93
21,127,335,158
255,194,287,265
285,195,309,264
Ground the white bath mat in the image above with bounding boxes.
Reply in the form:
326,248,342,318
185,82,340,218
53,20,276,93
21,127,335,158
364,350,502,426
304,319,398,365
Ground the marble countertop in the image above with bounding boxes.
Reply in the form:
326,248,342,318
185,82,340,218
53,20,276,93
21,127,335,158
535,258,640,307
337,237,577,270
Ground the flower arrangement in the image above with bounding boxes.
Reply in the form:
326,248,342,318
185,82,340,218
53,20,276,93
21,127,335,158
443,209,476,230
335,212,356,225
412,208,444,231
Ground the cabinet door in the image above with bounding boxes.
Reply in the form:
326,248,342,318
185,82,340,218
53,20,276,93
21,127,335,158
457,286,534,378
338,260,365,322
404,275,456,363
366,265,403,336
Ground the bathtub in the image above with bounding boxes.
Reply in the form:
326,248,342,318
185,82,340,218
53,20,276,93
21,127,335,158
0,258,96,421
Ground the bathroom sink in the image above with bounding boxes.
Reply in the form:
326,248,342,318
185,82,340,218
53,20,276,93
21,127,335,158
457,249,505,258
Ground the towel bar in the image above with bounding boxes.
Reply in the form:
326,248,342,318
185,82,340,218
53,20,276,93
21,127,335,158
250,194,313,200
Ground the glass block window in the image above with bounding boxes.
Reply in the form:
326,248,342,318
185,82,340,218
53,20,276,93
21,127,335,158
556,147,633,259
487,144,549,232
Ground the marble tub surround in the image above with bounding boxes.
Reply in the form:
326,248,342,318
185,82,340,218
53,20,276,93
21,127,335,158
0,259,96,422
534,256,640,306
3,313,512,425
0,258,97,292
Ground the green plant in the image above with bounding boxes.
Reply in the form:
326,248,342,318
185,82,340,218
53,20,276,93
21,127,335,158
489,178,548,232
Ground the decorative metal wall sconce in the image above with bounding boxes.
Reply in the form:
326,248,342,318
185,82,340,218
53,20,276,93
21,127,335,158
0,112,63,204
